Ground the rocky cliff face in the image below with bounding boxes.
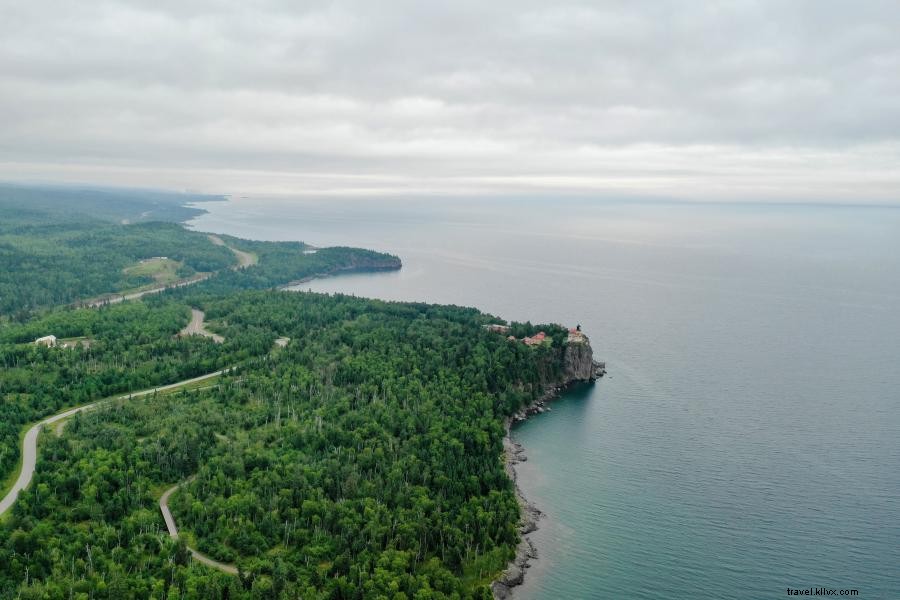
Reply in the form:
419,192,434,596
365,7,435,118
509,336,605,424
494,334,605,599
563,337,604,381
343,254,402,271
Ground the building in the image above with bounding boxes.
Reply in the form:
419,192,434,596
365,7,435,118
523,331,547,346
567,326,586,343
34,335,57,347
485,323,510,334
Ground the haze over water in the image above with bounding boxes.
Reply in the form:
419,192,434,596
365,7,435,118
189,197,900,599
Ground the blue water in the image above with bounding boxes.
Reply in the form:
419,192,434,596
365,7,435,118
189,197,900,599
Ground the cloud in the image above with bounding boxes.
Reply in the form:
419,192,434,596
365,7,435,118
1,0,899,201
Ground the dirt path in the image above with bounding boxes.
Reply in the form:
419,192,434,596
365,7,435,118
159,480,238,575
208,234,258,268
180,309,224,343
0,369,228,518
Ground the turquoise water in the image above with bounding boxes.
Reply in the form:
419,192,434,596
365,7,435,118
189,198,900,599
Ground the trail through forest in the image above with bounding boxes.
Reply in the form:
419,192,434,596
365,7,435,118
159,480,239,575
0,369,227,518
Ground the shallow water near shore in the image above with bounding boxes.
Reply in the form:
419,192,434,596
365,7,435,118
188,197,900,599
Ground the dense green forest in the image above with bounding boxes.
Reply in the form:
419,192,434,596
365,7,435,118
0,210,235,315
0,299,260,490
0,184,582,599
0,183,219,224
0,186,398,317
191,239,402,296
1,291,571,599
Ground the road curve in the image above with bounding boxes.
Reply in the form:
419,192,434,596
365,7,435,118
0,369,227,518
159,480,238,575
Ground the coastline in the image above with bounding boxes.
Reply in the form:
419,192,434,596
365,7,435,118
278,260,402,290
492,418,542,600
492,365,605,600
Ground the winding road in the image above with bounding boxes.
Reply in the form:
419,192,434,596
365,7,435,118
159,480,238,574
0,369,227,518
7,238,274,569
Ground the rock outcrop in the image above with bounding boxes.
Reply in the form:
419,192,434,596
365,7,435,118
494,334,606,598
340,254,403,272
510,335,605,424
563,335,606,381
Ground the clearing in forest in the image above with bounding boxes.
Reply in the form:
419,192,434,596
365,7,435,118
124,257,184,286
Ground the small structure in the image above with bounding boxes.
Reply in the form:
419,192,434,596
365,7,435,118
523,331,547,346
567,325,586,343
485,323,510,334
34,335,58,347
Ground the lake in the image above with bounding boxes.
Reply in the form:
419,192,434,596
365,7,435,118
188,197,900,599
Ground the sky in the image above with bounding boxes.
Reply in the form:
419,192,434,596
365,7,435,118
1,0,899,202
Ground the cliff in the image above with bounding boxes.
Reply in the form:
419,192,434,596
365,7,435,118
494,334,605,598
563,336,605,381
340,253,403,272
510,335,605,423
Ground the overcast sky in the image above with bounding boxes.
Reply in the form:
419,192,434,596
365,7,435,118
2,0,899,202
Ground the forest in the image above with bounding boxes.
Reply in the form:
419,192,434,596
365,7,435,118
0,183,219,224
0,186,576,599
1,291,572,599
0,187,398,318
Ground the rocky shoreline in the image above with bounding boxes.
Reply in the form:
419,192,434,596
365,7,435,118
492,354,605,599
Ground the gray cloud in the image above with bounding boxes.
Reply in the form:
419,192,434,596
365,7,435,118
1,0,899,200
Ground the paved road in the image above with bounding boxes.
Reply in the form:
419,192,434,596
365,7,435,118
83,274,211,308
0,369,227,518
159,480,238,574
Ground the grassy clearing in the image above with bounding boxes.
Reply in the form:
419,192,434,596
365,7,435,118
156,375,222,396
124,257,184,285
58,336,94,349
52,418,69,437
149,481,174,501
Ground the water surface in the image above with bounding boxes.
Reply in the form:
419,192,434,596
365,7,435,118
189,197,900,599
